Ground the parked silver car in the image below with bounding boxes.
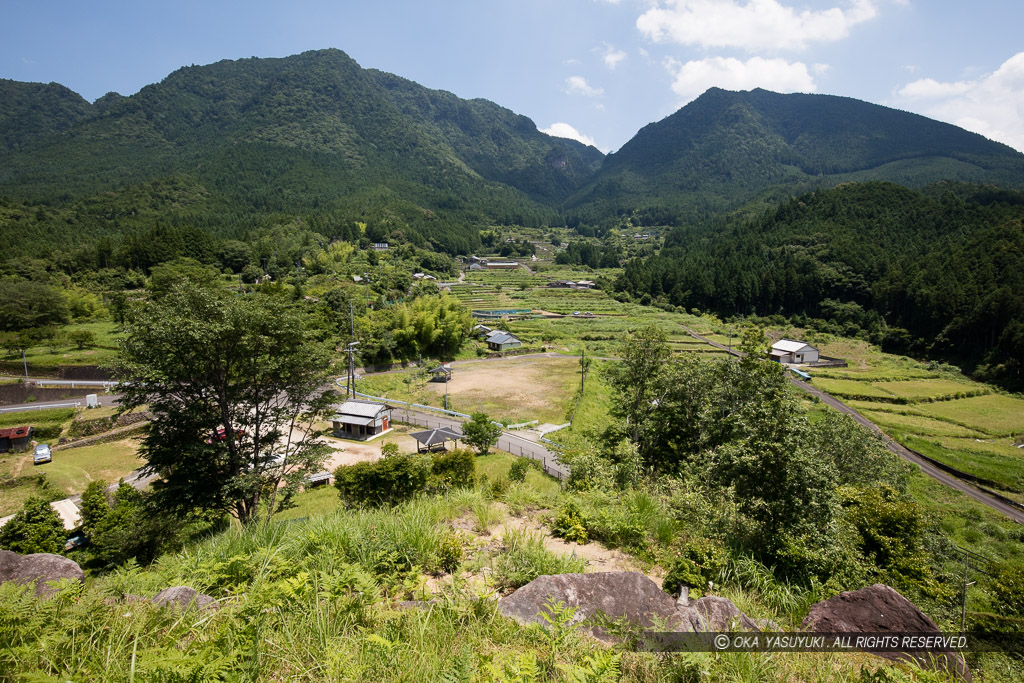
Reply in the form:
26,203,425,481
33,443,51,465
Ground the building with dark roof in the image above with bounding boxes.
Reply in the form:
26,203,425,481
0,426,33,453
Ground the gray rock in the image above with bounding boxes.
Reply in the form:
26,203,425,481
497,571,765,644
151,586,218,611
0,549,84,597
499,572,690,642
686,595,761,631
802,584,970,681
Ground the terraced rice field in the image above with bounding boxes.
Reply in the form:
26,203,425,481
916,394,1024,436
871,378,987,400
812,378,894,399
856,408,988,438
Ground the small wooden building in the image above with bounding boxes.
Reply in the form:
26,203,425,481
487,332,522,352
331,400,393,440
769,339,820,364
471,323,493,338
0,426,32,453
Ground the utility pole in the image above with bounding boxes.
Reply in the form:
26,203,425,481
960,550,976,632
580,346,586,394
347,301,357,398
346,342,359,398
22,347,28,380
364,272,371,309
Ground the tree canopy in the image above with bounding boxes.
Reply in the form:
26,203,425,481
113,281,337,525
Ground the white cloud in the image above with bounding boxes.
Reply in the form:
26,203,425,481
665,56,818,102
602,44,627,69
540,122,605,151
637,0,879,51
898,78,975,99
565,75,604,97
896,52,1024,152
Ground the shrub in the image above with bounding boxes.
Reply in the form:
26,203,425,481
508,458,530,483
662,537,730,599
551,499,588,544
0,496,66,554
334,454,431,507
988,563,1024,617
438,531,465,573
431,448,475,490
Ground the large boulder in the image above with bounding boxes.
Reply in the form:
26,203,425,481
802,584,970,680
0,549,84,597
151,586,218,611
688,595,761,631
498,572,760,643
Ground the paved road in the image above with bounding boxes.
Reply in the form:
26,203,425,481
680,325,1024,525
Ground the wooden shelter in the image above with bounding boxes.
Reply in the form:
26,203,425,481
409,426,463,453
429,364,453,382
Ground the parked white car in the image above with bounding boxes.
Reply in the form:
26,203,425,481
33,444,51,465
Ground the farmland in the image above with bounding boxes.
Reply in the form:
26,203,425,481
797,337,1023,493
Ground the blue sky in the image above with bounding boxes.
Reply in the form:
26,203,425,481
3,1,1023,153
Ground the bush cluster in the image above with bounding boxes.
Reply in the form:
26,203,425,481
334,448,477,507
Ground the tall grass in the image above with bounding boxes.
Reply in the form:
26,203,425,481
488,526,587,592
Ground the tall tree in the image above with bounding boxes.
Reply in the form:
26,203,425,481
606,325,671,444
113,282,336,525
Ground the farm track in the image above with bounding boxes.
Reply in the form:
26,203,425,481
679,325,1024,525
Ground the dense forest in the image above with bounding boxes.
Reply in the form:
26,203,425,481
615,182,1024,385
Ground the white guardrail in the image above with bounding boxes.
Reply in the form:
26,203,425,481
0,401,82,413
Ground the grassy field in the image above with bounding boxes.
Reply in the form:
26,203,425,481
1,321,121,370
857,408,989,438
813,378,895,399
916,394,1024,436
36,439,143,495
872,378,988,400
899,434,1024,495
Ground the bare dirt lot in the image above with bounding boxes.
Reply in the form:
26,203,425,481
318,427,422,470
424,356,579,423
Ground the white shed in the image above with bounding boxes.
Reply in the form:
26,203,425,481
769,339,819,364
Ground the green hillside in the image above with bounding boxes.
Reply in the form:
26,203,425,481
616,181,1024,386
0,50,605,255
567,88,1024,225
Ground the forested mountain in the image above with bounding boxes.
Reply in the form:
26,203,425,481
0,49,603,256
567,88,1024,226
4,50,1024,273
0,79,94,151
616,182,1024,385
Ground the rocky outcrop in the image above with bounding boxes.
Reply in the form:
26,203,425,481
689,595,760,631
802,584,970,680
0,549,84,597
497,572,756,643
151,586,218,611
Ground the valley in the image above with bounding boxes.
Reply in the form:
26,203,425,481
1,48,1024,682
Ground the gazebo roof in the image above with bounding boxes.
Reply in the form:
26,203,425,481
409,427,463,448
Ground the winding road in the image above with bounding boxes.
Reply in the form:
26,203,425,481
680,325,1024,525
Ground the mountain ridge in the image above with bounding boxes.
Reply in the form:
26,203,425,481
3,49,1024,247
